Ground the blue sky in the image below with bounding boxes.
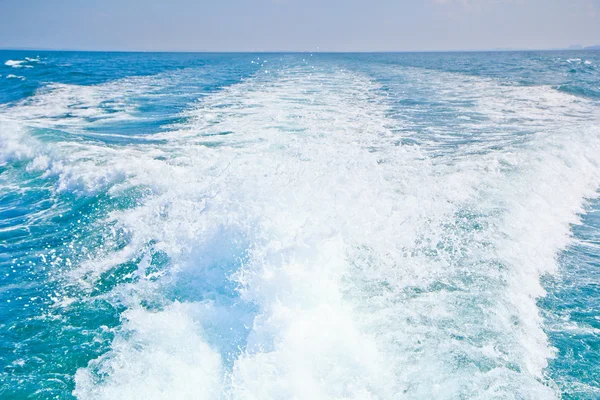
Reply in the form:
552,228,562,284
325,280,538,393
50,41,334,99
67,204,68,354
1,0,599,51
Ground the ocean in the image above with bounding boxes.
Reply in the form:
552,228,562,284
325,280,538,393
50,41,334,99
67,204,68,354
1,50,599,399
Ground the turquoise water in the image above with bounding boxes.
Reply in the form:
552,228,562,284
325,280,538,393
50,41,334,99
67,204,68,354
1,50,599,399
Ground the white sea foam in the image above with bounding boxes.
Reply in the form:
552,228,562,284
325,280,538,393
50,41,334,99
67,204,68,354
5,59,25,68
0,73,178,132
74,303,224,400
1,82,136,127
65,66,600,399
3,64,599,399
5,57,40,68
0,119,39,166
0,73,185,195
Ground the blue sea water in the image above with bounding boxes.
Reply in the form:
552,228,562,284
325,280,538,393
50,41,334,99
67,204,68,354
0,50,599,399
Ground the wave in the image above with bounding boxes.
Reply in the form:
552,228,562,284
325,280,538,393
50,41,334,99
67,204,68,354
5,59,26,68
0,120,39,167
0,81,148,129
5,74,26,80
0,75,168,196
4,57,39,68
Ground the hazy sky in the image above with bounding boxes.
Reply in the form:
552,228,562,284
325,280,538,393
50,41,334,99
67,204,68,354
1,0,599,51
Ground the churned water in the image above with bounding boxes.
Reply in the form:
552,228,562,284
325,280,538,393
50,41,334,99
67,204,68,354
1,50,599,399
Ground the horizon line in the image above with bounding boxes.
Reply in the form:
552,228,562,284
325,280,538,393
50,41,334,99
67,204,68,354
1,46,599,54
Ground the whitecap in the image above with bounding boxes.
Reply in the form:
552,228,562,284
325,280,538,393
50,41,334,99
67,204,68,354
5,59,25,68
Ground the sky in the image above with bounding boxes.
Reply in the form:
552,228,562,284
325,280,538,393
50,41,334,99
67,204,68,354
0,0,599,52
